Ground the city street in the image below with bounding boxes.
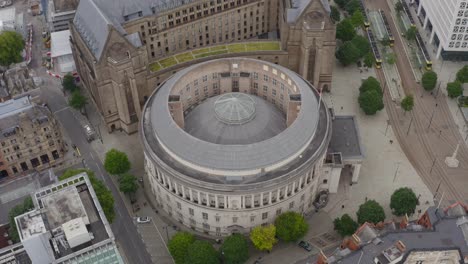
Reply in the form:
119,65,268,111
24,10,153,264
364,0,468,206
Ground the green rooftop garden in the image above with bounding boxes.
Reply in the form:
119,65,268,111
149,41,281,72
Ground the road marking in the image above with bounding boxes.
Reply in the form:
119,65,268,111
90,152,94,159
53,107,69,114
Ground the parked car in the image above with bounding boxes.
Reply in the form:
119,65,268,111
83,124,96,142
136,216,151,224
0,0,12,8
298,240,313,252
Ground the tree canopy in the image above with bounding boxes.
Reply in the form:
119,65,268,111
359,90,384,115
275,212,308,242
344,0,360,14
336,41,361,66
360,77,382,95
168,232,196,264
401,95,414,113
356,200,386,224
351,35,371,58
104,149,131,175
386,53,396,65
0,31,24,66
334,0,349,9
364,52,374,68
62,74,78,92
421,71,438,91
330,5,341,23
60,168,115,223
185,240,220,264
405,27,417,41
336,19,356,41
250,224,277,251
220,234,249,264
69,91,87,110
333,214,358,237
119,173,139,195
390,187,419,216
395,2,404,13
8,197,34,242
350,10,365,28
447,81,463,98
456,65,468,83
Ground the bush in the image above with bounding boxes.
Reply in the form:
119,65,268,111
333,214,358,237
275,212,308,242
390,187,419,216
168,232,195,264
119,173,139,195
62,73,78,92
335,0,349,9
421,71,438,91
401,95,414,113
447,81,463,98
220,234,249,264
405,27,417,41
356,200,386,224
359,90,384,115
185,240,219,264
250,224,277,251
364,52,374,68
456,65,468,83
8,197,34,242
345,0,360,14
60,169,115,223
336,19,356,41
350,10,365,28
104,149,131,175
69,91,87,110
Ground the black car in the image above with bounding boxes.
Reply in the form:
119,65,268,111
298,240,313,252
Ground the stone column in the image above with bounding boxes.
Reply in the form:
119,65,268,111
198,192,201,204
423,15,429,29
260,193,264,206
190,189,194,202
292,181,296,194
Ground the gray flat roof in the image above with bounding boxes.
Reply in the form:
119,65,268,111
329,115,364,160
145,58,325,174
184,94,286,145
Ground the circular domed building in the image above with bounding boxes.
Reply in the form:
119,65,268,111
140,58,332,236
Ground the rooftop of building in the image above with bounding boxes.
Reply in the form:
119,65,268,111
329,115,364,160
15,173,117,262
52,0,79,13
323,203,468,264
0,7,15,22
184,93,286,145
51,30,72,58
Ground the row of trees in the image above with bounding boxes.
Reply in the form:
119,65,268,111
358,77,384,115
62,74,88,112
447,65,468,98
334,187,419,236
104,149,139,197
168,212,308,264
335,15,373,67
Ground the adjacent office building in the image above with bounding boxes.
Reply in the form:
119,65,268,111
15,173,124,264
47,0,80,32
417,0,468,60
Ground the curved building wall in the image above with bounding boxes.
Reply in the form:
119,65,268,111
141,58,332,236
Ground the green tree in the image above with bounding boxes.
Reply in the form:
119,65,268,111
185,240,220,264
456,65,468,83
447,81,463,98
421,71,438,91
330,5,341,23
8,197,35,242
335,0,349,9
401,95,414,114
356,200,386,224
0,31,24,66
351,35,370,58
62,73,78,92
104,148,131,175
250,224,277,252
220,234,249,264
275,212,308,242
390,187,419,216
336,19,356,41
386,53,396,64
360,76,382,95
350,10,365,28
380,37,391,47
405,27,417,41
69,91,87,110
336,41,360,66
345,0,360,14
358,90,384,115
60,169,115,223
364,52,374,68
168,232,195,264
119,173,139,195
395,1,404,13
333,214,358,237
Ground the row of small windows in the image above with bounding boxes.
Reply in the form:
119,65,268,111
450,33,468,40
457,10,468,17
453,26,468,33
455,18,468,25
448,41,468,48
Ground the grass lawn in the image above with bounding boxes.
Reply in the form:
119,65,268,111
175,52,194,63
159,57,178,68
210,45,227,51
227,43,246,53
150,62,162,72
191,48,211,55
194,50,228,59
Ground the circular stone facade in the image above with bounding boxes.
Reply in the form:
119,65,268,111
140,58,332,236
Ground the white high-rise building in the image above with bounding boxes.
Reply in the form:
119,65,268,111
417,0,468,60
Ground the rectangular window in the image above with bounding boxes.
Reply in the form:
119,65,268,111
202,212,208,220
263,85,268,92
253,82,258,89
203,75,208,82
272,79,277,85
272,89,276,96
215,215,220,222
250,215,255,222
189,208,194,216
262,212,268,220
263,75,269,82
194,80,198,86
177,202,181,210
280,83,285,91
253,72,258,80
289,201,295,209
212,73,218,79
203,223,210,230
213,83,218,89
